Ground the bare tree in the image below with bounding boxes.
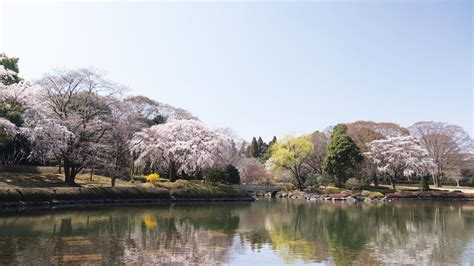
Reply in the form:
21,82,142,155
409,121,474,187
304,131,328,175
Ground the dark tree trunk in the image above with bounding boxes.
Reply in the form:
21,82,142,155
390,175,397,190
111,176,116,187
434,173,442,188
421,175,430,191
169,165,177,182
63,160,78,186
295,173,304,191
373,172,379,188
89,168,94,181
58,158,62,174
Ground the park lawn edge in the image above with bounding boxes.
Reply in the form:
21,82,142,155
0,184,254,209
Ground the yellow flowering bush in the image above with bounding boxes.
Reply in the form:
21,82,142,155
147,173,160,184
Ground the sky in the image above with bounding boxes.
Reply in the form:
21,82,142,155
0,0,472,141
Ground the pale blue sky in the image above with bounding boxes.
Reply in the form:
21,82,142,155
0,0,472,141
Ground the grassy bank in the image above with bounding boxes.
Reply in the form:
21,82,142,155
0,172,134,188
0,173,253,208
154,180,250,199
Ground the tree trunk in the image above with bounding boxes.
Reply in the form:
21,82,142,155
63,161,77,186
390,175,397,190
111,176,116,187
295,171,304,191
456,179,460,187
421,175,430,191
434,173,442,188
373,173,379,188
169,165,177,182
89,168,94,181
58,158,62,174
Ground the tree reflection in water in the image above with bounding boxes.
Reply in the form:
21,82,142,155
0,200,473,265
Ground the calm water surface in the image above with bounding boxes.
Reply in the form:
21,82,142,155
0,199,473,265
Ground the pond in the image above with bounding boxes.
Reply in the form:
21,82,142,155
0,199,473,265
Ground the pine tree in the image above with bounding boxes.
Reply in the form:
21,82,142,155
322,124,363,187
247,137,259,158
257,137,264,157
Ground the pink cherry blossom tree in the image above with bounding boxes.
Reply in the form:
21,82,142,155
28,68,122,185
130,120,234,181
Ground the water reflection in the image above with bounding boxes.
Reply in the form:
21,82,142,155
0,200,473,265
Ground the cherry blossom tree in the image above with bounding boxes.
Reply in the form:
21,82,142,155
124,95,198,126
0,60,39,165
0,117,17,143
28,68,121,185
365,136,436,190
130,120,234,181
236,157,273,184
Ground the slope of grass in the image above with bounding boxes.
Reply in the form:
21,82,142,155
0,172,134,188
0,173,252,204
155,180,250,199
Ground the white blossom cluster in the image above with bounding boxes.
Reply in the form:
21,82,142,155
130,120,234,175
365,136,437,179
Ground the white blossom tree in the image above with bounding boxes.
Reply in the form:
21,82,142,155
0,60,39,165
130,120,234,181
365,136,436,190
124,95,198,125
28,68,121,185
0,117,17,143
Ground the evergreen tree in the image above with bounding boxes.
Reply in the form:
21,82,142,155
225,164,240,184
0,54,21,85
247,137,259,158
257,137,264,157
322,124,363,187
268,136,277,147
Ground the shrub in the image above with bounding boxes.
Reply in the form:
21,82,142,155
345,177,364,190
225,164,240,185
147,173,160,184
204,168,227,184
317,174,333,189
304,174,319,188
204,165,241,185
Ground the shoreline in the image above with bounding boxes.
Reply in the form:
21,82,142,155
0,186,255,211
275,189,474,202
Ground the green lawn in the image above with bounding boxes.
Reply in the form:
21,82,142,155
0,172,134,188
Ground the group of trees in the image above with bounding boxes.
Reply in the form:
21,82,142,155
1,53,473,189
267,121,473,190
246,136,276,162
0,54,240,186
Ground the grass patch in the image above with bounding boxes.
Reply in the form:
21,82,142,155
0,172,133,188
0,172,252,203
155,180,250,199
